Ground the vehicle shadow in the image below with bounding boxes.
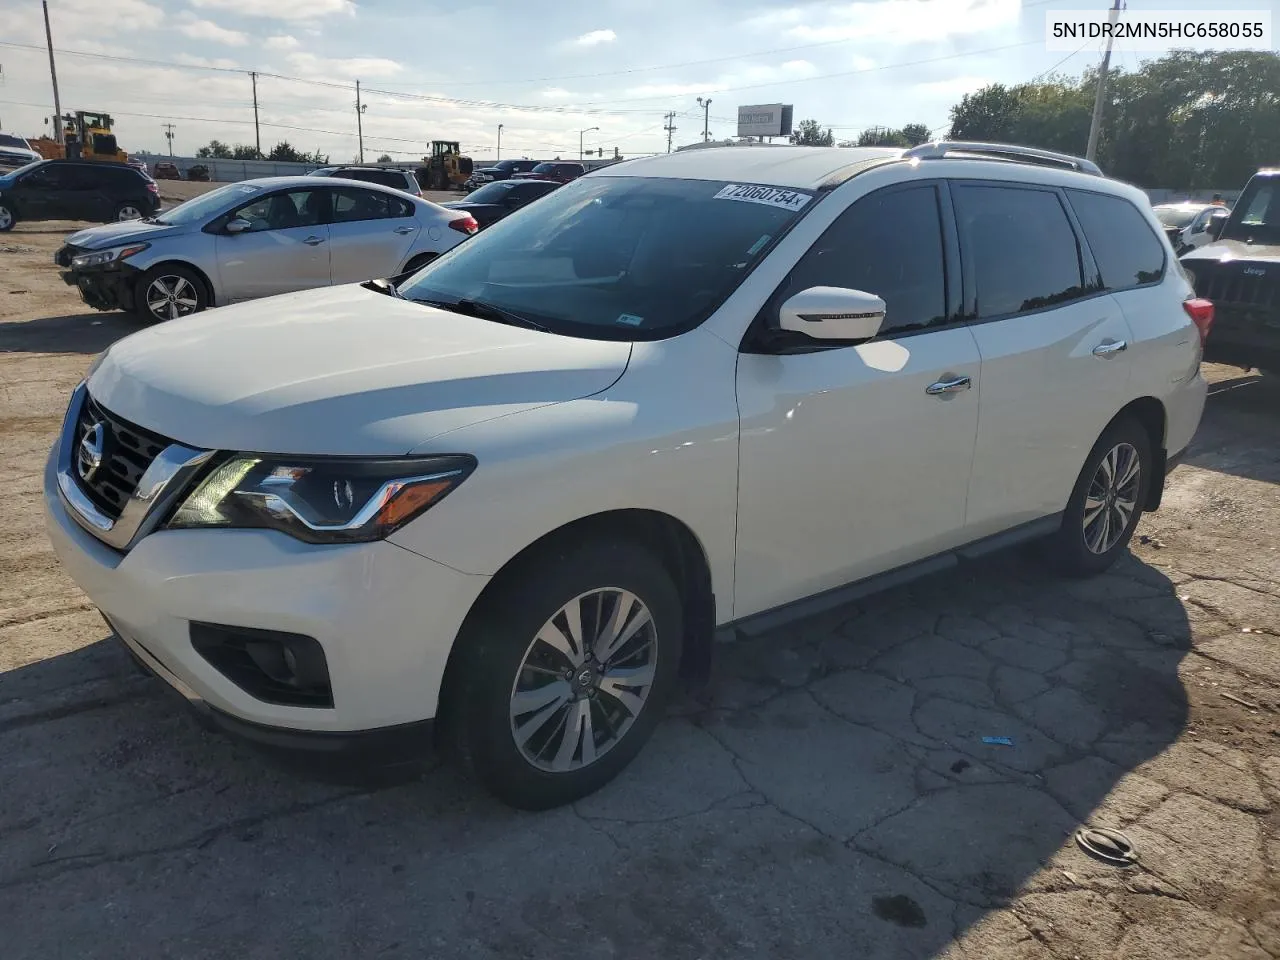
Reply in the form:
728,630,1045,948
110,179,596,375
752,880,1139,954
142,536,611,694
1180,370,1280,486
0,311,144,355
0,547,1191,959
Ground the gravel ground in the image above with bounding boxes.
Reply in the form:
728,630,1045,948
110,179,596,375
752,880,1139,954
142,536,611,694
1,219,1278,959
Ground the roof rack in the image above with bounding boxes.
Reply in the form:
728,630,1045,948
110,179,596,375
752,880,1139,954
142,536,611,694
903,141,1102,176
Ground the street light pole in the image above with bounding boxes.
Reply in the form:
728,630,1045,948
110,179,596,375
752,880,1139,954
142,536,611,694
497,123,503,161
697,97,712,142
579,125,599,161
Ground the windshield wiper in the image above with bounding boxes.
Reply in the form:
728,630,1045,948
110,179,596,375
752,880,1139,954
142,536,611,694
411,296,548,332
141,216,166,225
363,277,405,299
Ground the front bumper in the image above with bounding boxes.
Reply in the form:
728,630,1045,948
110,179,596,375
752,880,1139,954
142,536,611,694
58,260,143,312
44,442,491,739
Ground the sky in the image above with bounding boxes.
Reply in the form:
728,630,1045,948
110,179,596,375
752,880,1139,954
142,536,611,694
0,0,1276,163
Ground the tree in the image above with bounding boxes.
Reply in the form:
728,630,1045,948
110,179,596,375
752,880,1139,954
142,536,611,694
900,123,932,146
266,140,328,164
376,153,393,163
790,119,834,147
856,126,910,148
195,139,232,159
231,144,261,160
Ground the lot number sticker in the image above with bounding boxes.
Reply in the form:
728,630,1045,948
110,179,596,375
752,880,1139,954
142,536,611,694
714,184,812,211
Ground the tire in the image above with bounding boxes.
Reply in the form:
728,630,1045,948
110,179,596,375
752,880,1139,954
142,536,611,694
441,538,683,810
1045,417,1152,577
0,202,15,232
115,202,144,222
134,264,208,323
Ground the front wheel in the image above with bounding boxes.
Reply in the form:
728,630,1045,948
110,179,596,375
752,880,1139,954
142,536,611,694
441,539,683,810
115,202,144,222
0,202,15,232
1045,417,1152,576
134,264,208,322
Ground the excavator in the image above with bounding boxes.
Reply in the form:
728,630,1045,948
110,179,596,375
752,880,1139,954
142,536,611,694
30,111,129,163
416,140,473,191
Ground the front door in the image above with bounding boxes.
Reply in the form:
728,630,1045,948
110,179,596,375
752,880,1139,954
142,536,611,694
215,188,331,301
326,186,420,284
951,182,1134,538
15,163,68,219
734,182,981,618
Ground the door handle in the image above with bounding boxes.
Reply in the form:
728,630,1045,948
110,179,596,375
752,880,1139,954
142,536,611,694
302,235,325,246
1092,339,1127,357
393,225,416,235
925,375,972,396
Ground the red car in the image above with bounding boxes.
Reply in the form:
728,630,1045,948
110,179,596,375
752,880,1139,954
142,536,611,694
152,160,182,180
512,161,585,184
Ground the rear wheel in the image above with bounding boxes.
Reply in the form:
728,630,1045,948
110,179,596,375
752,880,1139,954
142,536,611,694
135,264,208,322
441,539,683,810
115,202,144,222
0,202,15,232
1045,417,1152,576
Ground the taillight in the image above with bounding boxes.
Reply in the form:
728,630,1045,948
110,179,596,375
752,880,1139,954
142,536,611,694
146,182,159,194
449,215,478,235
1183,297,1214,345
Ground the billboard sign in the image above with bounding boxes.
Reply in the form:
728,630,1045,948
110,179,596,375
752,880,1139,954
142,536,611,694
737,104,793,138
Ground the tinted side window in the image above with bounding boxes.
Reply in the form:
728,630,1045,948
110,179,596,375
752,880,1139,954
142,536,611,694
779,184,948,335
1068,189,1164,289
332,187,392,222
953,185,1086,319
232,189,324,231
388,195,414,218
25,165,67,189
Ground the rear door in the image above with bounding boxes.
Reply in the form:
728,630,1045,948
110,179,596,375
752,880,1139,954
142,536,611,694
326,186,419,283
62,164,114,221
214,187,331,300
954,181,1133,538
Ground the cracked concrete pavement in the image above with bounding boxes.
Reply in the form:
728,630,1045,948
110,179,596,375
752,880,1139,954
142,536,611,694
3,223,1279,958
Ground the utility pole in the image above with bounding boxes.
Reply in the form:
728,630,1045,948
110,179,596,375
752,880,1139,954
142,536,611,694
1085,0,1123,163
497,123,503,161
162,123,176,156
696,97,712,142
663,111,677,153
354,79,366,163
579,125,599,161
42,1,62,145
251,71,260,157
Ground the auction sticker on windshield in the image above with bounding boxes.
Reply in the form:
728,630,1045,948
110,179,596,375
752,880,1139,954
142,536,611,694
714,184,812,211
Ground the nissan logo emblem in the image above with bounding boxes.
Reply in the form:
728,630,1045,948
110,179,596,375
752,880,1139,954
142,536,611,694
77,421,106,483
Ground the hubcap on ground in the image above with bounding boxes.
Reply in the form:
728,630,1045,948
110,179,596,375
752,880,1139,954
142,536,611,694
508,588,658,773
1083,442,1141,554
118,205,142,221
146,276,199,321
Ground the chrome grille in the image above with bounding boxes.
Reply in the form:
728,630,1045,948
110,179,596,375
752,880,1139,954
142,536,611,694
71,394,172,521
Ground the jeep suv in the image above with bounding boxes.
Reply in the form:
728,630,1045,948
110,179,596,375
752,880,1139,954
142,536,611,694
1181,168,1280,373
0,159,160,231
44,143,1208,809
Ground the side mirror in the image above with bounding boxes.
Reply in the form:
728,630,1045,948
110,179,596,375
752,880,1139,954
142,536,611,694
778,286,886,341
225,217,252,235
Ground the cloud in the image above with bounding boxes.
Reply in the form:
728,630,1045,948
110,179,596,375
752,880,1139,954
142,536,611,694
176,17,249,45
913,75,992,96
190,0,354,20
265,35,301,50
747,0,1019,45
574,29,617,47
540,88,576,100
286,51,403,79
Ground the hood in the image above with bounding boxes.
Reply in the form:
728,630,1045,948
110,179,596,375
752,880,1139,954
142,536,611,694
1182,239,1280,266
66,219,188,249
86,284,632,456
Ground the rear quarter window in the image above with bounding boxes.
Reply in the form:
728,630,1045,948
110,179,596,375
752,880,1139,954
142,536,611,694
1067,190,1165,290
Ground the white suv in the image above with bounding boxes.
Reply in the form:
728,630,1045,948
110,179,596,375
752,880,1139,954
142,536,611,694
45,143,1210,809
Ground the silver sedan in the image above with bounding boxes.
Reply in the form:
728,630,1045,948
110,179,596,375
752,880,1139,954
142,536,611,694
55,176,479,322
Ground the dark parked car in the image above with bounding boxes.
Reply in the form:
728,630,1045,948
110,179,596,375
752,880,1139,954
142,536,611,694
152,160,182,180
443,178,560,229
512,161,586,184
0,159,160,232
309,165,423,197
1182,168,1280,374
466,158,539,189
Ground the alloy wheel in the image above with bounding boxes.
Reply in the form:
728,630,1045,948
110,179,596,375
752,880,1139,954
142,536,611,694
117,204,142,221
145,275,199,321
1083,442,1141,554
0,206,12,230
508,588,658,773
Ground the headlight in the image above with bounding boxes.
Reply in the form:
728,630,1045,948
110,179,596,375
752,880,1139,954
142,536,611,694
167,455,475,544
71,243,149,269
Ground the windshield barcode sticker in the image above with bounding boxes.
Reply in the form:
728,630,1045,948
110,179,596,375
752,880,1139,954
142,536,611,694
714,184,812,211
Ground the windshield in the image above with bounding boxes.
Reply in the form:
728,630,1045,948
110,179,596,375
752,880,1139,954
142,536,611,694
465,181,517,204
1154,206,1198,229
155,182,261,225
0,135,30,149
1222,177,1280,244
398,175,815,340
